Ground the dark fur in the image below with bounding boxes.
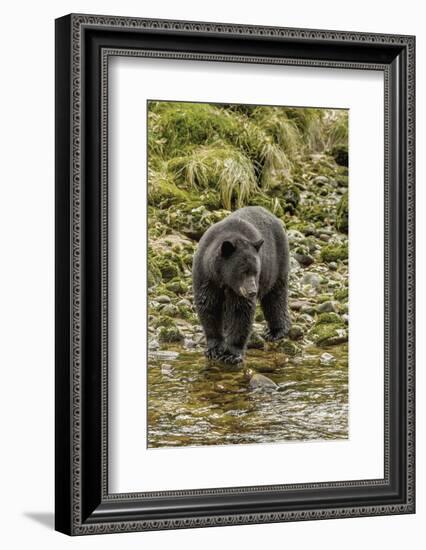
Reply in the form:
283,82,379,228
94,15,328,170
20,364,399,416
192,206,291,364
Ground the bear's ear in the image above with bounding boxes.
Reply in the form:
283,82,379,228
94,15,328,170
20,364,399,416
253,239,264,251
221,240,236,258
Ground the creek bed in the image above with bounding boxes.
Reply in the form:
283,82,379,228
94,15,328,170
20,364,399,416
147,344,348,448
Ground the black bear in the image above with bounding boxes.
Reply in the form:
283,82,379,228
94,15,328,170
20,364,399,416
192,206,291,364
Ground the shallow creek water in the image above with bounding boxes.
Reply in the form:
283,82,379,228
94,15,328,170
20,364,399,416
147,344,348,448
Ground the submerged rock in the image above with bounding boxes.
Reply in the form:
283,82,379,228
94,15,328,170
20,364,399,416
161,363,174,375
245,369,278,391
148,350,179,361
270,339,301,356
320,352,336,365
148,338,160,351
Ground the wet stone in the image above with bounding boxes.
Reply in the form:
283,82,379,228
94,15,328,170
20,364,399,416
148,339,160,351
161,363,174,376
320,352,336,365
248,373,278,391
148,350,179,361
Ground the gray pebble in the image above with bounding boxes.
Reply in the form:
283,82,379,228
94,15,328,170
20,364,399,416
302,272,321,288
317,301,339,313
157,295,171,304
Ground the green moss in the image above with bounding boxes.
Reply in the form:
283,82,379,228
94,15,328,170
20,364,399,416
317,294,334,303
334,288,349,301
153,315,175,329
309,322,348,347
166,279,188,295
148,263,162,288
158,325,184,344
158,259,180,281
316,312,342,324
148,176,192,208
271,339,301,356
148,101,242,158
279,340,301,356
177,306,192,320
320,243,348,263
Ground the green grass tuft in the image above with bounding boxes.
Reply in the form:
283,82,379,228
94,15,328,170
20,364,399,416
169,145,259,210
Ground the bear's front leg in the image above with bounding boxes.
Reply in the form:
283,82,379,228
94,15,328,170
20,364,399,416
219,293,256,364
194,283,224,360
261,277,291,341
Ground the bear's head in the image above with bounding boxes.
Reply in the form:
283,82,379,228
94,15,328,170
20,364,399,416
217,237,263,299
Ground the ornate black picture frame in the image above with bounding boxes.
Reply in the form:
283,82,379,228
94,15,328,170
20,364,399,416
55,13,415,535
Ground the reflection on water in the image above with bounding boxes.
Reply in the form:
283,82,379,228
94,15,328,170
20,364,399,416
147,345,348,448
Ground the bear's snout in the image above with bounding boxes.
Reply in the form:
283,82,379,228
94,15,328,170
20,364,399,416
240,276,258,299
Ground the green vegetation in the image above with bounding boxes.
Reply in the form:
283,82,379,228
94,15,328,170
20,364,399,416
147,101,350,448
147,100,349,356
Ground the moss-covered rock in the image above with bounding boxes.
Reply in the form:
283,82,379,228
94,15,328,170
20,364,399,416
158,258,180,281
148,263,162,288
288,325,304,341
320,243,348,263
268,339,301,356
177,303,193,320
309,322,347,347
153,315,175,329
166,279,188,294
334,288,349,301
316,312,342,324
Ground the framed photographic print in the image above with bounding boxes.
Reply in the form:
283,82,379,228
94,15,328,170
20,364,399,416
55,14,415,535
